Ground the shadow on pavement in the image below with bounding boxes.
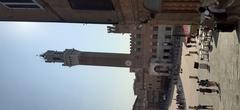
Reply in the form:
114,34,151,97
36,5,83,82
212,31,220,48
236,25,240,43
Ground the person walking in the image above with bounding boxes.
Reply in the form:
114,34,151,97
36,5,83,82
196,88,219,94
198,0,227,21
189,104,213,110
197,79,220,87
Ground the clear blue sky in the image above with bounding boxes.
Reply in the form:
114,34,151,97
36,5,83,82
0,22,136,110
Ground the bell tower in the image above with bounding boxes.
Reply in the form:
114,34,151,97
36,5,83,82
41,49,133,68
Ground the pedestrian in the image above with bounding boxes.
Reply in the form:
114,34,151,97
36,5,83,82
197,79,220,87
189,104,213,110
177,105,184,109
185,53,191,56
190,32,198,39
176,101,184,105
197,79,208,86
196,88,219,95
177,90,182,94
186,44,193,48
198,0,227,21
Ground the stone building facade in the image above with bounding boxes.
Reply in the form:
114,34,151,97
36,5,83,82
0,0,201,26
130,25,183,110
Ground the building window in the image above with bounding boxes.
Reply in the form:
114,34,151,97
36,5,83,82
152,34,158,39
159,70,168,73
68,0,114,10
163,42,172,46
165,35,171,39
165,27,172,31
153,26,158,31
136,48,141,52
136,41,141,45
163,49,170,53
152,48,157,53
163,56,170,59
152,55,157,58
0,0,42,9
136,34,141,39
152,42,157,46
166,61,172,64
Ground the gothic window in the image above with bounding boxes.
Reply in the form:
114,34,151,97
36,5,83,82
159,70,168,73
163,49,170,53
0,0,42,9
136,48,141,52
152,48,157,53
153,26,158,31
152,42,158,46
68,0,114,11
163,42,172,46
165,35,171,39
152,55,157,58
165,27,172,31
163,56,170,59
136,34,141,39
136,41,141,45
166,61,172,64
152,34,158,39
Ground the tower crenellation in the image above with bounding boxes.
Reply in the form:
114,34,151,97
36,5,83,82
40,50,64,63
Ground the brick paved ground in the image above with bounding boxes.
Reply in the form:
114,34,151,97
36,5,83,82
170,29,240,110
170,1,240,109
195,1,240,110
197,30,240,110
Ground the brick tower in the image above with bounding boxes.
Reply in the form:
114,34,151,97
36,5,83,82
40,49,133,68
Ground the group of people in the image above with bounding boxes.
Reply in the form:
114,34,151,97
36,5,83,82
189,104,214,110
175,87,186,109
198,26,213,62
196,79,220,95
185,26,213,62
174,78,220,110
186,78,221,110
185,20,214,62
199,0,237,32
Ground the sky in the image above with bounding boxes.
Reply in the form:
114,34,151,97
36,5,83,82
0,22,136,110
